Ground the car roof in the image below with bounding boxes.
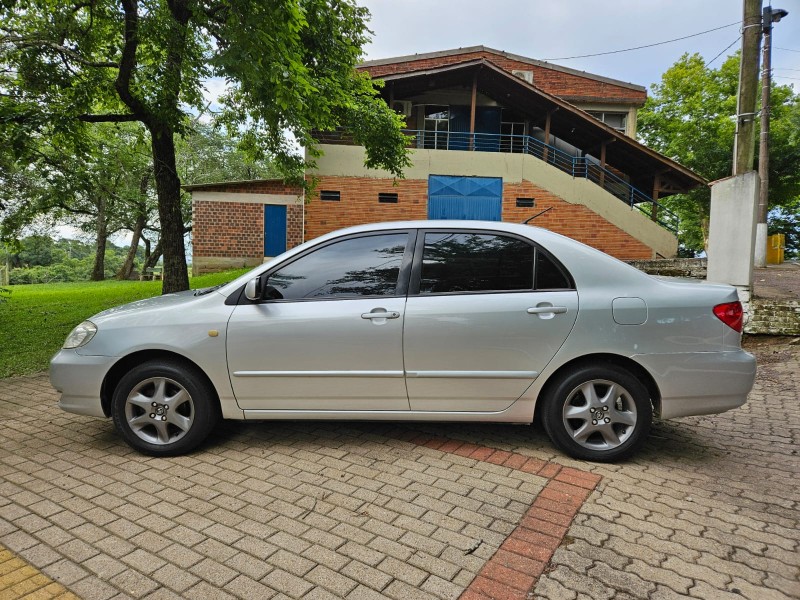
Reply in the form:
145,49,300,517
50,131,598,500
215,220,649,297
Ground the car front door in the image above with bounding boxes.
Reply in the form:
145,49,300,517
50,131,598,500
227,231,413,411
403,230,578,412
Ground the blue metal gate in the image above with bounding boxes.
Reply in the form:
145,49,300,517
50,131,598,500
427,175,503,221
264,204,287,256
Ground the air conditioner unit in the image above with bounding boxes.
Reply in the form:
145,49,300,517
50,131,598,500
392,100,413,117
511,70,534,84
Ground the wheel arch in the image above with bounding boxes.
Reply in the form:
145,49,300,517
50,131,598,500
101,350,220,418
537,353,662,418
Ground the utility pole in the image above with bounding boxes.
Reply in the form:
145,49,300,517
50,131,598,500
754,5,789,267
733,0,763,175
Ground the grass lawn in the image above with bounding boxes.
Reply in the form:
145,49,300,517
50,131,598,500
0,269,250,378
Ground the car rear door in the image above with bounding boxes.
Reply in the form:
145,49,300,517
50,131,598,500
226,230,414,411
403,229,578,412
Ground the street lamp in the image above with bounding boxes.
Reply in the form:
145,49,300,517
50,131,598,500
755,5,788,268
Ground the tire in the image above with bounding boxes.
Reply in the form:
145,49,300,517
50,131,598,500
541,364,652,462
111,360,220,456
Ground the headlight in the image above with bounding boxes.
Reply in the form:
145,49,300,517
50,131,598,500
63,321,97,349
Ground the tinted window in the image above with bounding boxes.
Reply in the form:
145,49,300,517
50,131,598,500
535,250,572,289
268,234,408,299
420,233,534,293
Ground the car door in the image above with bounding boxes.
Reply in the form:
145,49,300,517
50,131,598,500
227,230,414,411
403,230,578,412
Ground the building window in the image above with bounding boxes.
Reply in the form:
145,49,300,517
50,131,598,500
320,190,340,202
422,105,450,150
378,193,398,204
587,111,627,133
516,197,535,208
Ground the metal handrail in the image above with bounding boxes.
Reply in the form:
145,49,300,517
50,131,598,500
314,128,679,233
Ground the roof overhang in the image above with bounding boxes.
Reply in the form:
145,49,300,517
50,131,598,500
360,45,646,94
377,59,705,193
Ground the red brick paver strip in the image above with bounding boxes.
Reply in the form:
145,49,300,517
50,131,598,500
405,434,600,599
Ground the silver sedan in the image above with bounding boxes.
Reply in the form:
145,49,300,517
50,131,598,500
51,221,756,461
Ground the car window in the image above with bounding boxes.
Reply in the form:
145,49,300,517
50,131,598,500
420,232,534,293
267,233,408,300
535,250,572,290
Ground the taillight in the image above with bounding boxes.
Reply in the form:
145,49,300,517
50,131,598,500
713,301,743,333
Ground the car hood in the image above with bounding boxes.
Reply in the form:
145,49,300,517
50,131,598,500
91,289,200,323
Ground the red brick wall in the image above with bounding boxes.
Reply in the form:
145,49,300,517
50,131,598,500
361,51,645,104
287,204,303,250
304,176,654,260
192,200,264,259
502,181,653,259
305,178,428,240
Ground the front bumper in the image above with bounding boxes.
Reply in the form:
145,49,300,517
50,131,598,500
50,349,116,418
634,350,757,420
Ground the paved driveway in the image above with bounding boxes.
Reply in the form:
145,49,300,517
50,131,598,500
0,337,798,600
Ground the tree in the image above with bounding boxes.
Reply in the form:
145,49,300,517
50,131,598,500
638,53,800,255
0,122,154,280
1,0,410,293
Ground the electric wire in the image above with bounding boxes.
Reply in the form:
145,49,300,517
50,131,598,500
541,21,741,61
706,38,741,67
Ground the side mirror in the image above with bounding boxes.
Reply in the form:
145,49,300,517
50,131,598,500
244,277,284,302
244,276,262,302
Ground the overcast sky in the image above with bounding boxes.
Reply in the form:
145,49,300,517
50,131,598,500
359,0,800,92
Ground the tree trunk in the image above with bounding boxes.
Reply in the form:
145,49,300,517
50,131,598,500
149,124,189,293
91,198,108,281
144,239,162,271
117,213,146,280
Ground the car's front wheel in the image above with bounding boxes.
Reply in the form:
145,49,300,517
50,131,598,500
541,364,652,462
111,360,219,456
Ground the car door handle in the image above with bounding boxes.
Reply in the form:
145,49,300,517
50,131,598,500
527,306,568,314
361,311,400,319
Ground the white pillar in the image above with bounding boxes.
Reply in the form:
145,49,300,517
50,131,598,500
706,171,760,314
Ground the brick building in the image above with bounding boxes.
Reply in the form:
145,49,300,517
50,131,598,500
188,46,705,275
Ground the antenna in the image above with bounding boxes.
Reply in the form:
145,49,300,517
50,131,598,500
522,207,553,224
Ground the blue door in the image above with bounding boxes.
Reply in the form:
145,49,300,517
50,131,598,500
428,176,503,221
264,204,287,256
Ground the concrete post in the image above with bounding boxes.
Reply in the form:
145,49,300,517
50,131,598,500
706,171,760,313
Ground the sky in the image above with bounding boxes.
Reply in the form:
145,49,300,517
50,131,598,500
359,0,800,92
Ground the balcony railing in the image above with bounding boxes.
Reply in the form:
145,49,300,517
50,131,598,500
315,129,679,233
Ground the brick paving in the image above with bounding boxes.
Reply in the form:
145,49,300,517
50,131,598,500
0,335,798,599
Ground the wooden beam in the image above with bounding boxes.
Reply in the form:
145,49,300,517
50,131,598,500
651,174,661,222
469,71,478,151
543,110,552,162
599,140,608,188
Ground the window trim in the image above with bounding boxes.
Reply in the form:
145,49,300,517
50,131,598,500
408,228,574,297
239,229,417,304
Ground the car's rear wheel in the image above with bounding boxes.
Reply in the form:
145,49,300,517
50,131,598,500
541,364,652,462
111,360,219,456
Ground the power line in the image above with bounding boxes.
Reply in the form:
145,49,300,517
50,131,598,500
706,38,740,67
775,47,800,53
542,21,741,61
774,76,800,80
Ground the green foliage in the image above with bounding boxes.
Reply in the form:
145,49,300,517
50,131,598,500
638,53,800,255
7,236,144,284
2,0,410,292
0,268,249,378
177,123,279,185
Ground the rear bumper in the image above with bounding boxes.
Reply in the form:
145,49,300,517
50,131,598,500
50,349,115,418
634,350,757,419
